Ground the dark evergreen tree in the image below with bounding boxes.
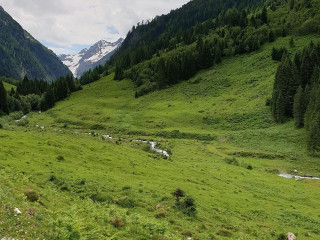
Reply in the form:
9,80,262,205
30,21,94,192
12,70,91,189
290,0,295,10
114,64,124,80
272,56,299,122
261,7,268,24
0,81,8,113
305,86,320,154
65,73,76,92
293,86,306,128
250,15,256,27
272,91,286,123
268,30,275,42
156,58,167,88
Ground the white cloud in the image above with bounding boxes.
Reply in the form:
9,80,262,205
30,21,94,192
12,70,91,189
0,0,190,54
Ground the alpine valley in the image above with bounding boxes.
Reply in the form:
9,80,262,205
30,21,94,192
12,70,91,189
0,0,320,239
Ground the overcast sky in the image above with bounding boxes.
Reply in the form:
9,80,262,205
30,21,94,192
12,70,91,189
0,0,190,55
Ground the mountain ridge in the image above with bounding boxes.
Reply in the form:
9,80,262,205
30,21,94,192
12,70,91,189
0,6,71,82
60,38,123,78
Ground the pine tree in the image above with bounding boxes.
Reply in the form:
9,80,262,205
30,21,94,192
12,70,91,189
289,0,295,10
0,81,8,113
305,86,320,154
65,73,76,92
156,58,167,88
273,91,286,123
289,37,295,47
293,86,306,128
261,7,268,24
114,64,124,80
272,56,299,122
268,31,275,42
250,15,256,27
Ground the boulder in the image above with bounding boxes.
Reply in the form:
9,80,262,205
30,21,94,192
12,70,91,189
288,232,296,240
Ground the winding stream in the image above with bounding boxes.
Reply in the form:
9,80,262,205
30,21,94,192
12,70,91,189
102,135,170,157
278,173,320,180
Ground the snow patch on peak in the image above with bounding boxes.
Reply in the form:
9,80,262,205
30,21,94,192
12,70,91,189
59,38,123,78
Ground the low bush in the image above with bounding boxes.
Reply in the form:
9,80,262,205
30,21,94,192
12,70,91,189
224,157,239,166
90,124,105,130
118,196,135,208
24,188,39,202
57,155,65,161
172,189,196,217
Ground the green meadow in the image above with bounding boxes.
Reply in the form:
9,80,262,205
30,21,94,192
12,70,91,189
1,35,320,239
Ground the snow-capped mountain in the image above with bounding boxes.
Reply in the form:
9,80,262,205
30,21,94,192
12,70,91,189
60,38,123,78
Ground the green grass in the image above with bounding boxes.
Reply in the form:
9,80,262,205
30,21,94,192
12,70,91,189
3,81,16,91
1,35,320,239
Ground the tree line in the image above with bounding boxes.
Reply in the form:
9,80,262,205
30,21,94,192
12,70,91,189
0,74,81,116
271,42,320,154
113,3,276,97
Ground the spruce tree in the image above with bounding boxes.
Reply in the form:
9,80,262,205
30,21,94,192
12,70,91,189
305,86,320,154
0,81,8,113
261,7,268,24
272,56,299,122
114,64,124,80
156,58,167,88
293,86,305,128
290,0,295,10
268,31,275,42
273,91,286,123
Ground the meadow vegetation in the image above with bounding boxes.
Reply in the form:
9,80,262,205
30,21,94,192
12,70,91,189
1,0,320,239
1,33,320,239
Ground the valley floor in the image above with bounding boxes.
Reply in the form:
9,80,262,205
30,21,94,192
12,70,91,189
1,35,320,239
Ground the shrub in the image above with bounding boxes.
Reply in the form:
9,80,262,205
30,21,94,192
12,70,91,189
16,119,29,127
178,196,197,217
265,98,272,106
110,217,125,228
224,157,239,166
48,175,57,182
57,155,65,161
122,185,131,191
172,188,185,202
90,192,110,203
90,124,105,130
118,196,135,208
155,208,167,218
172,189,197,217
277,233,287,240
24,188,39,202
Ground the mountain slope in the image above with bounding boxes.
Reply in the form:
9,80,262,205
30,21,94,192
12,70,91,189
1,0,320,239
60,39,123,77
2,35,320,239
0,6,71,82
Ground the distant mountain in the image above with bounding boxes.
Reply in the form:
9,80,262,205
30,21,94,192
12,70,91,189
60,38,123,78
0,6,71,82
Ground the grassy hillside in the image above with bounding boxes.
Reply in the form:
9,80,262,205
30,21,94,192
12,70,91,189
1,35,320,239
3,81,15,91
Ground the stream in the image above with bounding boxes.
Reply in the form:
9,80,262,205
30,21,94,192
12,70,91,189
278,173,320,180
102,134,170,157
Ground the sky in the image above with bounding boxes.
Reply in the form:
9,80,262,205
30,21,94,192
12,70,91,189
0,0,190,55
